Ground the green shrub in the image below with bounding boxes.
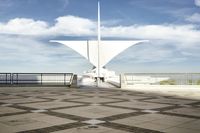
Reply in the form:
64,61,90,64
197,80,200,85
160,79,176,85
188,80,193,85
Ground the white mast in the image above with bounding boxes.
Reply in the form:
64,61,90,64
97,1,101,87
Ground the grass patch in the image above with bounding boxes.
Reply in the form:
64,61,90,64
188,80,193,85
160,79,176,85
197,80,200,85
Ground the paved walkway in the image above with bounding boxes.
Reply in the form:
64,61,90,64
0,87,200,133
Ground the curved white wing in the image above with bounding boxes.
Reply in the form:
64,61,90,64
50,40,148,67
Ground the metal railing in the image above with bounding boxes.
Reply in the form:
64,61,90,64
122,73,200,85
0,73,12,84
0,73,74,86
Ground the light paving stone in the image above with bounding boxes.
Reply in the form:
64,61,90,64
177,119,200,130
25,93,60,97
107,101,171,109
82,119,106,125
68,97,121,104
43,94,84,100
53,105,134,119
179,104,192,107
112,113,195,129
0,113,76,132
150,116,195,126
73,92,115,97
108,95,149,100
20,101,83,109
0,97,48,104
0,95,23,100
31,109,48,113
133,122,173,132
1,103,13,107
51,125,129,133
165,107,200,117
141,109,159,113
0,106,25,115
113,114,166,125
90,103,101,106
144,98,197,105
163,127,200,133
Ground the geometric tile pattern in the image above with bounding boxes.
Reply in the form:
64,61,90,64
0,87,200,133
53,105,134,119
107,101,172,110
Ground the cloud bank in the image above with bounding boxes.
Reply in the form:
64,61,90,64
0,15,200,48
0,16,96,36
195,0,200,7
186,13,200,23
0,13,200,72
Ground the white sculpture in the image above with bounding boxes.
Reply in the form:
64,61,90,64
50,1,148,85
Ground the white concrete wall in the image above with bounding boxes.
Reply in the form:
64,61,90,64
120,74,200,100
121,85,200,100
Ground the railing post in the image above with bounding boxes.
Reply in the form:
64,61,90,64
41,73,43,85
17,74,18,84
64,73,66,86
120,74,125,88
70,74,77,88
5,73,7,84
11,73,12,84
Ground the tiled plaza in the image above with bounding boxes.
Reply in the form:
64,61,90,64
0,87,200,133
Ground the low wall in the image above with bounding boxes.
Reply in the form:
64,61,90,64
120,73,200,100
120,73,200,86
121,85,200,100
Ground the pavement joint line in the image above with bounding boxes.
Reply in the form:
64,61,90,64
1,103,13,107
160,112,200,119
187,101,200,106
102,104,142,111
0,111,30,117
99,122,163,133
99,112,147,121
16,122,88,133
11,104,38,111
153,105,180,112
44,111,90,121
44,104,89,110
141,100,181,106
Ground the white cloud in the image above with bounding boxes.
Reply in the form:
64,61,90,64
50,16,95,36
0,16,200,51
195,0,200,7
1,15,200,72
185,13,200,23
0,18,49,35
102,24,200,48
0,35,90,73
0,16,96,36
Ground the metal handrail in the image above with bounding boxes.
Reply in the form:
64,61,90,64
123,73,200,85
0,73,74,86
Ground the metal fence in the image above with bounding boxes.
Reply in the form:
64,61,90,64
0,73,74,86
122,73,200,85
0,73,12,84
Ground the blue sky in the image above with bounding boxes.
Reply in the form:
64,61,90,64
0,0,200,74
